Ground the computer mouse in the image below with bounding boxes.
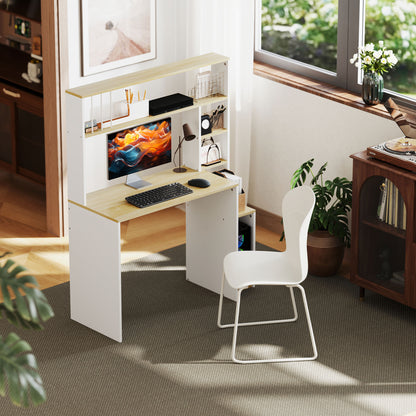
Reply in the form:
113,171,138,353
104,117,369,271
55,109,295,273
187,178,211,188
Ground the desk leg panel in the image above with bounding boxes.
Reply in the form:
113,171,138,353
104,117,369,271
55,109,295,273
186,188,238,301
69,203,122,342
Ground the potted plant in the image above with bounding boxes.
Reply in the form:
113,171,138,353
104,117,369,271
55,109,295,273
350,41,398,105
287,158,352,276
0,255,54,407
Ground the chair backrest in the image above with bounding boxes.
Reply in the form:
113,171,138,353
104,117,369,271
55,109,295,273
282,186,315,282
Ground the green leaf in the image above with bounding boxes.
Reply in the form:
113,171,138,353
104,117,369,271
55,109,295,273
0,333,46,407
289,158,352,247
0,259,54,328
311,162,327,185
290,158,314,188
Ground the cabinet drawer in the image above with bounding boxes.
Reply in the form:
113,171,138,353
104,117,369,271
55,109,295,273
0,81,43,115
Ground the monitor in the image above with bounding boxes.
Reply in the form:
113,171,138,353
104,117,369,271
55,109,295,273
107,117,172,189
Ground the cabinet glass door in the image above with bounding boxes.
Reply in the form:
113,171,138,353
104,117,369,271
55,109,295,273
358,176,406,294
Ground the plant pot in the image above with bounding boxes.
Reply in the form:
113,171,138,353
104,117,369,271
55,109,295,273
362,72,384,105
307,230,345,277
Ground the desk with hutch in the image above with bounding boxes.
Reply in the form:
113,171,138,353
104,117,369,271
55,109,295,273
66,53,255,342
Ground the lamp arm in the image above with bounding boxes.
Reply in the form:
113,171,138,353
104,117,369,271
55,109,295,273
173,136,185,167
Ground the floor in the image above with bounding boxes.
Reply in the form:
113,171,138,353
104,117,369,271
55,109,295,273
0,172,286,299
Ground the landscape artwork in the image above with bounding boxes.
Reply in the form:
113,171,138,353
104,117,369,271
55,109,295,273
81,0,156,76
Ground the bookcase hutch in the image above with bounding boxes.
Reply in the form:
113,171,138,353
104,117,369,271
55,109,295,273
66,52,255,248
350,151,416,307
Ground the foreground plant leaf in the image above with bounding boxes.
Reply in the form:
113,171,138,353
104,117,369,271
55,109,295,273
0,333,46,407
0,260,54,328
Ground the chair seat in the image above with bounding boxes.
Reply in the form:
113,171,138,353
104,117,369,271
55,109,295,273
224,250,301,289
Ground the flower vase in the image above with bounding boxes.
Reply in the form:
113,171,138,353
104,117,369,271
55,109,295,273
362,72,384,105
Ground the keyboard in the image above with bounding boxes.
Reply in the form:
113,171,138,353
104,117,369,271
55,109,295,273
125,182,193,208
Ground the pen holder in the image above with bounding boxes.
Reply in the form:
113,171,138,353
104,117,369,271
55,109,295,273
128,100,149,120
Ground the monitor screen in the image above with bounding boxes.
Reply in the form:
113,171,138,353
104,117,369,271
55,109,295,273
107,118,172,181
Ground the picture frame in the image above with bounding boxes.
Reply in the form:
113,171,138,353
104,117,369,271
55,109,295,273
81,0,156,76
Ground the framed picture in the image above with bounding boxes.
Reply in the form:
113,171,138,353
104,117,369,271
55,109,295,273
81,0,156,76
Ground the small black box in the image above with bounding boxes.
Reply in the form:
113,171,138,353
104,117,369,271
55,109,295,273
149,93,194,116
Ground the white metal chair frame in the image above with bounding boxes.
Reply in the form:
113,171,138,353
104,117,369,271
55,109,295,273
217,186,318,364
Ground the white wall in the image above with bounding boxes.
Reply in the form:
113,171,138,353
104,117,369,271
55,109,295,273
184,0,254,191
61,0,187,89
248,75,403,216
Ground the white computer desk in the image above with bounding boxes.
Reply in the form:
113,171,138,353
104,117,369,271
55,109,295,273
68,169,239,342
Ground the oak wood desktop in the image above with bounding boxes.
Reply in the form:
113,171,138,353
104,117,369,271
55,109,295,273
68,169,239,342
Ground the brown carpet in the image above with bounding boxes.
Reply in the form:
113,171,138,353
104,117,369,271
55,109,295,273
1,244,416,415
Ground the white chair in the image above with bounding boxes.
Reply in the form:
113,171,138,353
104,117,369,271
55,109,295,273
217,186,318,364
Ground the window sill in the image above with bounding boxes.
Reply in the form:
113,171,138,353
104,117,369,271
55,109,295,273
253,61,391,120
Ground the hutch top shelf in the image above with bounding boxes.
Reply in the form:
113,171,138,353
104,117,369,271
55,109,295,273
66,53,229,99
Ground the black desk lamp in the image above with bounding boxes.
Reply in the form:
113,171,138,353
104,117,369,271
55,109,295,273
173,123,196,173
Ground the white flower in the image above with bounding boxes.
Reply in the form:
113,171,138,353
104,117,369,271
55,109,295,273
365,43,375,52
350,40,398,73
387,55,398,65
373,50,382,59
363,56,372,65
350,53,358,64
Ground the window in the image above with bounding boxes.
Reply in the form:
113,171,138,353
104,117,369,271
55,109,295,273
255,0,416,106
365,1,416,100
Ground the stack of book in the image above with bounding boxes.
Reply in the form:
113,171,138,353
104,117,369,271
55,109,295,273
376,178,407,230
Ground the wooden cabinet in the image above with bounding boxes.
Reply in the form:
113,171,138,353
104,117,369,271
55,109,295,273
0,5,45,183
0,81,44,182
350,151,416,307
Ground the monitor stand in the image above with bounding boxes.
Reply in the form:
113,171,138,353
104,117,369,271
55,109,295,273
125,173,151,190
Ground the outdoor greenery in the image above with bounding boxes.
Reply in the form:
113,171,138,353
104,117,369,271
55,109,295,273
261,0,416,96
0,257,54,407
261,0,338,72
289,158,352,247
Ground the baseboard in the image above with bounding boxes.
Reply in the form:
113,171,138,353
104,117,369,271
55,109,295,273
248,204,283,235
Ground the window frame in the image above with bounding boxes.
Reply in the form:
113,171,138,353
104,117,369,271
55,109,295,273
254,0,415,108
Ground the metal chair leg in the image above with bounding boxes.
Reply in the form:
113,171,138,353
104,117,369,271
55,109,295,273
218,280,299,329
221,284,318,364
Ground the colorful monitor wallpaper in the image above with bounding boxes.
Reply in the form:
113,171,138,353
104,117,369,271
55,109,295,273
108,118,171,180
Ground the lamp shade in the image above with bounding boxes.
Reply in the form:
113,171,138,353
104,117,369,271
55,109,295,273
182,124,196,141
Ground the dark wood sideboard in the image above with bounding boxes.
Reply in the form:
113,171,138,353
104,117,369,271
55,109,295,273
350,151,416,307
